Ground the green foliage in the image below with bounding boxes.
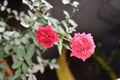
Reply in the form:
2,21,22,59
22,63,28,73
16,47,26,57
0,0,79,79
26,44,35,59
0,72,4,80
13,68,22,79
12,60,22,69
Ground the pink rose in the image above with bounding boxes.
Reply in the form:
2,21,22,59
70,32,96,62
35,25,59,48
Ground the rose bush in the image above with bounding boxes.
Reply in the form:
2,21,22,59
0,0,96,80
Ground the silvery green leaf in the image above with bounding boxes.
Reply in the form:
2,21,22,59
32,65,39,73
62,20,69,32
9,40,15,45
33,22,43,30
25,33,30,38
20,37,28,44
15,16,20,20
0,73,4,80
15,39,20,45
68,19,78,27
68,27,76,33
1,6,5,11
49,63,59,69
31,0,35,2
3,0,8,6
32,1,39,6
37,56,42,63
41,0,53,10
22,0,33,9
3,31,15,37
22,0,32,4
28,10,35,18
6,8,11,13
20,21,30,28
49,64,55,70
38,64,45,73
57,26,65,34
57,39,63,55
33,64,45,73
28,68,33,73
13,31,20,38
12,10,18,16
13,68,21,79
28,74,37,80
4,45,12,53
62,0,70,4
51,59,57,63
25,15,31,20
48,20,52,25
22,63,28,73
28,10,34,17
43,15,49,20
63,10,70,18
20,15,31,28
0,63,7,69
2,35,10,40
25,58,33,66
63,44,70,50
20,11,25,17
29,64,44,74
12,55,18,62
0,21,6,27
0,27,5,33
3,31,15,40
26,44,35,59
12,61,22,69
49,59,59,69
16,46,26,57
72,1,79,7
48,17,59,28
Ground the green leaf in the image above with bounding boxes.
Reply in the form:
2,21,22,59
26,44,35,59
25,58,33,66
16,47,26,57
12,60,22,69
28,74,37,80
57,39,63,55
39,45,47,53
0,72,4,80
0,64,7,69
0,48,4,58
25,43,30,51
22,63,28,73
63,10,70,18
28,30,35,38
62,20,69,33
13,68,21,80
12,46,17,53
63,44,70,50
0,27,5,33
68,27,76,33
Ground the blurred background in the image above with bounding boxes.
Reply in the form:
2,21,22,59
1,0,120,80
